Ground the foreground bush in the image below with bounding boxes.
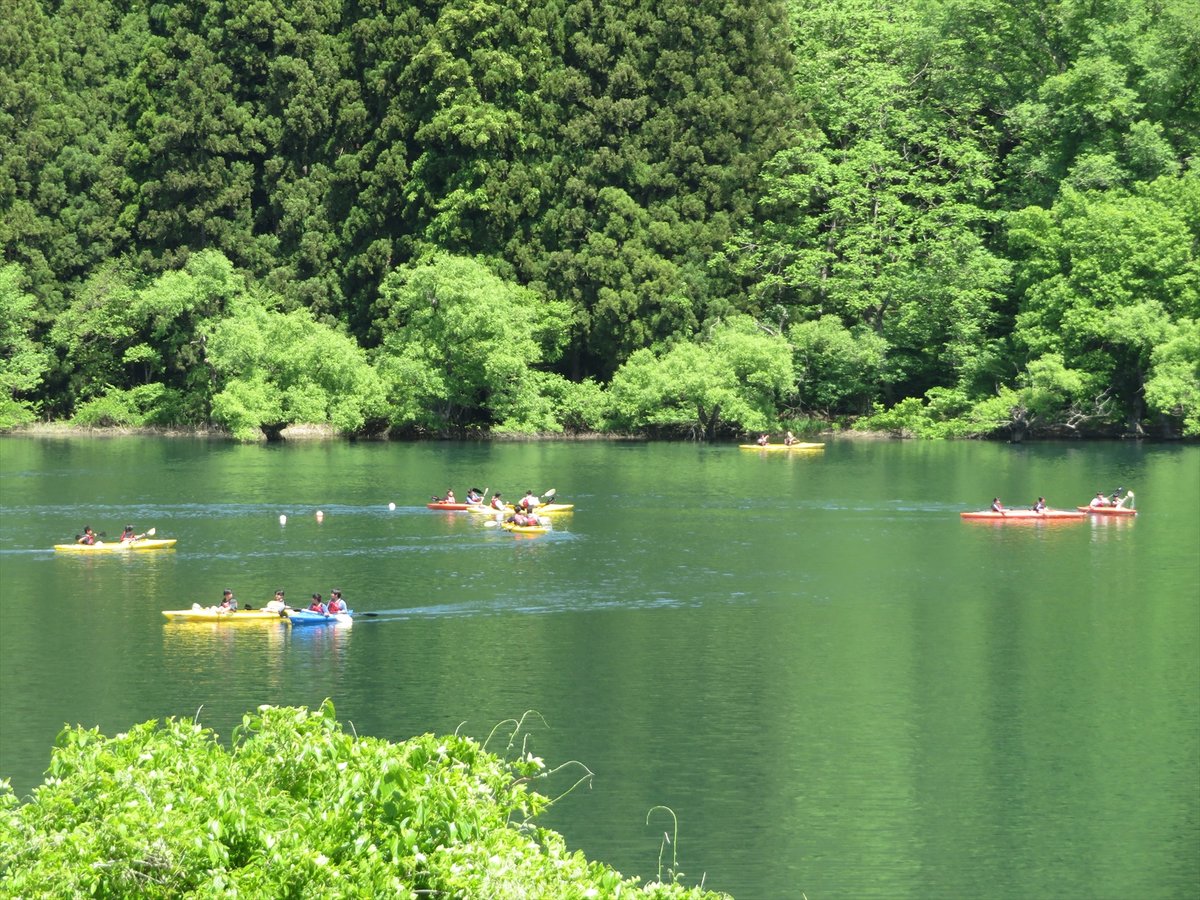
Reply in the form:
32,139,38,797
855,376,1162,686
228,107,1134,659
0,702,727,898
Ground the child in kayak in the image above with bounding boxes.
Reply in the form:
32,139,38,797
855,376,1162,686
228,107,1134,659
308,593,326,614
327,590,347,614
219,589,238,611
119,525,147,543
77,527,97,545
265,590,287,613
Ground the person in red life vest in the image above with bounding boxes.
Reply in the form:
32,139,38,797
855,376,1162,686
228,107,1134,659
327,589,347,614
519,490,538,511
491,493,506,510
308,593,326,614
119,524,146,543
77,526,97,545
218,589,238,611
991,498,1004,514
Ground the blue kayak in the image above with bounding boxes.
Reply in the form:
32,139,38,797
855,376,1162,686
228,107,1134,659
287,609,353,626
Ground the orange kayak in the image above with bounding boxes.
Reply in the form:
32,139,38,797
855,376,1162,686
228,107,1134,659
960,509,1086,521
1076,506,1137,516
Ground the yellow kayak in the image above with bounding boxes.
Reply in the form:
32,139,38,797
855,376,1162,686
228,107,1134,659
738,443,824,451
162,606,287,622
55,539,178,552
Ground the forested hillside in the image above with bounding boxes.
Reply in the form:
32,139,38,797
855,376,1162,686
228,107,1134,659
2,0,1196,439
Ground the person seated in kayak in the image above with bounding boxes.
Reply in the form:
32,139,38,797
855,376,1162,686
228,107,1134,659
219,589,238,611
1113,488,1133,508
519,490,539,511
991,498,1004,513
1089,492,1111,507
265,590,287,613
784,431,796,446
1033,497,1047,513
308,593,326,614
756,433,769,446
490,492,506,510
1109,487,1124,506
77,526,97,545
119,525,147,543
327,589,347,614
466,488,484,504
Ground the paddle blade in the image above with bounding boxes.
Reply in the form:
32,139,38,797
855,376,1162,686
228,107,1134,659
543,488,556,501
484,520,499,527
146,527,156,537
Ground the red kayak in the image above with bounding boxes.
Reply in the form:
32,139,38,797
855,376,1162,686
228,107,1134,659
960,509,1087,521
427,501,474,510
1076,505,1137,516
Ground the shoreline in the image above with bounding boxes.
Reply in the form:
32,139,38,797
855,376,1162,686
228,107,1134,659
2,422,1181,443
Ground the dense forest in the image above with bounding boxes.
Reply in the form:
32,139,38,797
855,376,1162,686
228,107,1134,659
2,0,1197,440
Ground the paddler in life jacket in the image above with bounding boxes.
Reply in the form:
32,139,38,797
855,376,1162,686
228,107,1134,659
327,589,347,614
77,526,97,545
308,593,326,614
265,590,287,613
219,589,238,611
991,498,1004,514
519,490,538,511
490,492,506,510
119,525,147,543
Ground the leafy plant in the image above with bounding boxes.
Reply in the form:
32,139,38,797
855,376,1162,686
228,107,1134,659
0,703,731,898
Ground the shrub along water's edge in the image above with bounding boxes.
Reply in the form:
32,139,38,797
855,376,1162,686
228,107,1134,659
0,702,731,898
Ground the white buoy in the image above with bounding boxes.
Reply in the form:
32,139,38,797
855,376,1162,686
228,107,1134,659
279,514,287,525
388,502,396,511
316,510,324,522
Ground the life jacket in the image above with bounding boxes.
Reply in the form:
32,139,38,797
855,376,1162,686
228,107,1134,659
309,602,325,613
81,533,95,545
328,598,345,613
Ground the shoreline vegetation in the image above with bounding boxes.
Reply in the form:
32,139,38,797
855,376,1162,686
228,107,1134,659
2,422,1190,443
0,702,730,898
3,1,1196,443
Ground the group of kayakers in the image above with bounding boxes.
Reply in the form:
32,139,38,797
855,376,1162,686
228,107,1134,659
756,431,801,446
214,587,347,615
432,487,550,512
989,487,1133,514
1089,487,1134,508
75,524,147,545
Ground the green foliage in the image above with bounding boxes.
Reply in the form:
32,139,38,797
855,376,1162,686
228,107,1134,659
1144,318,1200,436
208,300,388,441
608,316,793,439
374,253,571,434
70,383,189,428
787,315,888,415
0,264,50,426
1,0,1196,439
0,703,728,899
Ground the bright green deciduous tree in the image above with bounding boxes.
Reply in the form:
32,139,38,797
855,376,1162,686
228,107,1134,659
0,264,51,427
607,316,794,439
1144,318,1200,437
208,300,387,441
1008,175,1199,433
374,253,570,434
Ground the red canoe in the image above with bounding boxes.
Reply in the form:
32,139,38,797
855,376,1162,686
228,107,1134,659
960,509,1087,521
1076,505,1137,516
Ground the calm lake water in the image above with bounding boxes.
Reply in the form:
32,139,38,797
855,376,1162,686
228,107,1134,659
1,435,1197,898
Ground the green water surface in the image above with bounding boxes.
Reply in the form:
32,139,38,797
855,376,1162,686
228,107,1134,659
1,436,1197,898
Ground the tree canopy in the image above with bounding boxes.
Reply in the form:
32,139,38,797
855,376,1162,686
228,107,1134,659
1,0,1196,439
